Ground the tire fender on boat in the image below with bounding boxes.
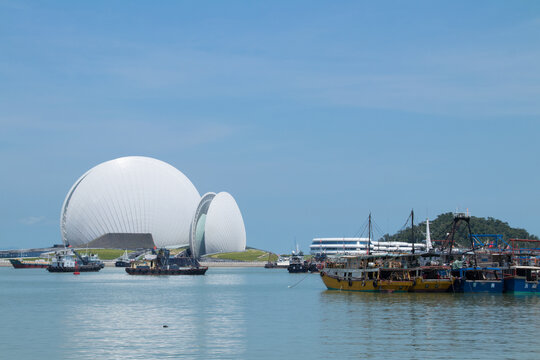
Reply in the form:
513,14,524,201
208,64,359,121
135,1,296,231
320,271,325,277
373,280,378,288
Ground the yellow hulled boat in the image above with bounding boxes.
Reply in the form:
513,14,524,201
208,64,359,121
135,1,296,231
320,254,415,292
320,270,380,291
408,266,455,292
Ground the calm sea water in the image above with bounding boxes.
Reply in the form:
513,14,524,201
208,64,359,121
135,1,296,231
1,267,539,360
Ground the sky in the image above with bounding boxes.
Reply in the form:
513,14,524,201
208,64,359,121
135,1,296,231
1,1,540,253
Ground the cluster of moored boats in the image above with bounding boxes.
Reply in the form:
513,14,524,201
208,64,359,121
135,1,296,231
10,249,105,272
9,248,208,276
319,212,540,294
320,251,540,294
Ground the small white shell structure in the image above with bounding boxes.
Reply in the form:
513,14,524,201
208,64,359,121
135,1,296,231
190,192,246,257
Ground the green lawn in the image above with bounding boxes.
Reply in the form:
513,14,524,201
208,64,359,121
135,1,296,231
68,248,278,262
206,249,277,262
169,247,188,255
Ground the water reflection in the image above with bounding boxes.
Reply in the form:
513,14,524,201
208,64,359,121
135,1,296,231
319,290,540,359
56,268,247,359
2,268,540,360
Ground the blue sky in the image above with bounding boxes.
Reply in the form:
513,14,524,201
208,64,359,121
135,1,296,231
1,1,540,252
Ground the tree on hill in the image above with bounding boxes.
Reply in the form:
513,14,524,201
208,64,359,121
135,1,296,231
381,212,538,248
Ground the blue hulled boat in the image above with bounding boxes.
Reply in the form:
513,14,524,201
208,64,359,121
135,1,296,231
451,267,503,293
503,266,540,294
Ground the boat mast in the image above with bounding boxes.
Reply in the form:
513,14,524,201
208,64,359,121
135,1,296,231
411,209,415,254
367,213,372,255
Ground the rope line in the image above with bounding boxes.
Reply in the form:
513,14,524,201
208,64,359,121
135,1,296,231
288,273,310,288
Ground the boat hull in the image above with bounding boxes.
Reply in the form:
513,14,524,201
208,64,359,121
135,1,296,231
320,272,412,292
47,265,102,272
125,267,208,275
378,280,413,292
287,264,308,273
9,259,49,269
115,260,131,267
504,277,540,294
453,279,503,293
410,277,454,293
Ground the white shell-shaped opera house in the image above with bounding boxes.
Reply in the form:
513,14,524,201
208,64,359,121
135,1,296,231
189,192,246,258
60,156,246,257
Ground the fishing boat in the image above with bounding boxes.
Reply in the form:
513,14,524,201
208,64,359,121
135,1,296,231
503,265,540,294
321,253,414,292
47,249,103,273
408,265,454,292
125,248,207,275
450,261,503,293
434,212,503,293
500,239,540,294
320,214,414,292
9,258,50,269
407,216,455,293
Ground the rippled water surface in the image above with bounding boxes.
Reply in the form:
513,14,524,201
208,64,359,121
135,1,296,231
1,267,539,359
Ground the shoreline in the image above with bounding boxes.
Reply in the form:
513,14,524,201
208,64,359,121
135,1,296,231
0,260,268,268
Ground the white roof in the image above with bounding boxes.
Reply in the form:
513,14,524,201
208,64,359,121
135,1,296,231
204,192,246,255
60,156,201,248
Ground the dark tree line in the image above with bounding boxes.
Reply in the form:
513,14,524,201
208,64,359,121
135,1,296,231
381,212,538,248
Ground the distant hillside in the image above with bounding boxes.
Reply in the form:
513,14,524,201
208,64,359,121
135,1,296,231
382,212,538,247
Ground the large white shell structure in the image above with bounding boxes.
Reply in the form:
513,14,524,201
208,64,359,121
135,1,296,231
60,156,201,248
189,192,246,257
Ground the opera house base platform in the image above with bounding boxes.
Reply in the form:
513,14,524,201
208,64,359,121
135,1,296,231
83,233,156,250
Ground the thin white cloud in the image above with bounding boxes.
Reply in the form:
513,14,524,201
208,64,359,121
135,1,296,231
19,216,46,225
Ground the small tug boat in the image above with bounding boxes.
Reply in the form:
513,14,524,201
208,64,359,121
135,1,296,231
125,248,208,275
9,258,50,269
287,253,308,273
47,249,103,272
79,252,105,269
115,250,132,267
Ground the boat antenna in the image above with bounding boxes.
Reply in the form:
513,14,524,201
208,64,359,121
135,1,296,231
411,209,415,254
367,213,372,255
